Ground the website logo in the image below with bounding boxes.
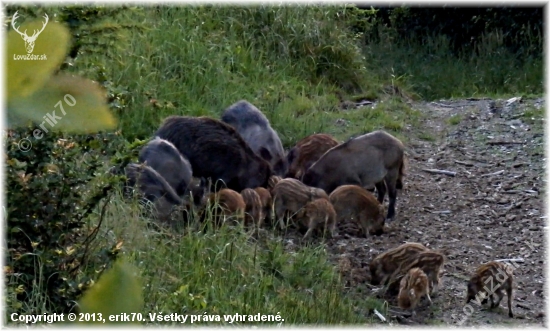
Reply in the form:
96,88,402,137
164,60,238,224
11,11,49,60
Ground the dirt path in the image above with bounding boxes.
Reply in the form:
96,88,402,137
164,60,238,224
319,97,545,326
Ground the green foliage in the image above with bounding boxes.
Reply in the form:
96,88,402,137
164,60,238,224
77,259,143,324
6,9,117,133
448,114,462,125
86,5,381,140
363,28,543,100
4,129,131,315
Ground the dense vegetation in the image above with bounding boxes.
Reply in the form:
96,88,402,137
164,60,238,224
5,4,543,325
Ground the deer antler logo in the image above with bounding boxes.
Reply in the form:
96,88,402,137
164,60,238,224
11,11,49,54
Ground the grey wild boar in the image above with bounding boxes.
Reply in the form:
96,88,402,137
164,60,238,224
124,163,182,221
296,198,337,240
241,188,262,228
301,130,406,222
221,100,287,176
369,242,430,286
204,188,246,225
398,267,432,315
329,185,385,237
138,136,193,197
271,178,329,230
154,116,272,192
466,261,514,318
388,250,446,294
286,133,339,179
254,187,273,225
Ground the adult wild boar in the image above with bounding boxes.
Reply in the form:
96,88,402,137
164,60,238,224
301,130,405,222
286,133,339,179
221,100,287,176
154,116,272,192
138,136,193,197
124,163,183,220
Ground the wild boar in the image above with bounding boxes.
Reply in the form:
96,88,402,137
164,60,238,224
466,261,514,318
267,175,283,193
203,188,246,226
254,187,273,225
271,178,329,230
369,242,430,286
388,250,446,294
221,100,287,176
241,188,262,228
328,185,385,237
154,116,272,192
295,198,337,240
301,130,406,222
286,133,339,179
398,267,432,315
138,136,193,197
123,163,182,221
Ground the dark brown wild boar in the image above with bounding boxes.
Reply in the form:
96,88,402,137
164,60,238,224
398,267,432,315
295,198,337,240
154,116,272,192
369,242,430,286
241,188,262,228
466,261,514,318
301,130,406,222
204,188,246,225
254,187,273,225
271,178,329,230
286,133,339,179
388,250,446,294
221,100,287,176
329,185,385,237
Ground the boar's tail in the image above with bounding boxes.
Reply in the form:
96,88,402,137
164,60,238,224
396,157,406,190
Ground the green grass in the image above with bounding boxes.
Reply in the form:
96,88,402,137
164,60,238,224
91,192,378,325
363,30,543,101
448,114,462,126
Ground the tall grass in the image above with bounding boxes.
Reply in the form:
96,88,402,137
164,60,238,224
90,192,383,325
362,29,543,100
73,5,383,142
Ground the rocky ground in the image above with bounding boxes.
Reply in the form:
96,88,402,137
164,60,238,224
284,97,546,326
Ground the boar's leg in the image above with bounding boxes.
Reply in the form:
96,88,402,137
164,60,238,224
384,169,399,222
506,286,514,317
375,181,386,204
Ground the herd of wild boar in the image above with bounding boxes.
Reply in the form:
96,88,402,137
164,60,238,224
120,100,515,319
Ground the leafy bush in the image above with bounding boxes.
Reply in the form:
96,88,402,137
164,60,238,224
5,129,129,314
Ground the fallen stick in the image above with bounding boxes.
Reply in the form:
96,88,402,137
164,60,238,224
373,309,387,322
481,170,505,177
430,210,452,214
422,168,457,177
517,303,531,310
486,141,525,145
455,160,474,166
494,258,525,263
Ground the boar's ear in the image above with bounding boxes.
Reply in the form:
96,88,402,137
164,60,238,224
259,147,273,161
